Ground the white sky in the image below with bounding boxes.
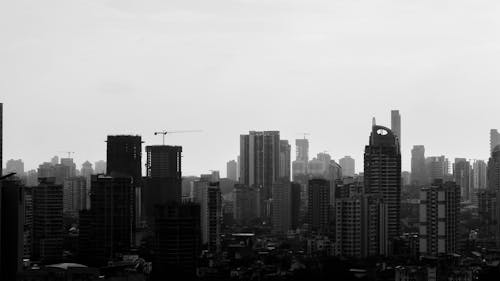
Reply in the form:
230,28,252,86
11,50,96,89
1,0,499,176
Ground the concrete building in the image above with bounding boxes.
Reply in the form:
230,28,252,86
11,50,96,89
62,177,87,218
419,180,460,257
33,178,63,264
453,158,471,201
60,158,76,178
296,138,309,163
192,179,222,253
106,135,142,185
279,140,291,181
0,103,2,176
426,156,448,183
307,178,330,233
473,160,487,191
80,161,93,187
339,156,355,177
391,110,401,147
23,187,33,259
272,181,292,234
233,184,260,223
94,160,106,174
491,129,500,154
411,145,426,186
6,159,24,176
487,145,500,246
239,131,280,200
226,160,238,181
364,125,401,245
0,177,25,281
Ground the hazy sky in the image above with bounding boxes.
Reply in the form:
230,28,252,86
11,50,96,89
1,0,499,176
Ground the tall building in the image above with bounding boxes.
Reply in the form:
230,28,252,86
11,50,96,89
6,159,24,176
233,184,260,223
473,160,487,191
143,145,182,224
94,160,106,174
411,145,426,185
23,187,33,259
200,182,222,252
279,140,291,181
0,103,2,176
453,158,471,201
391,110,401,146
63,176,87,217
491,129,500,154
272,181,292,234
364,125,401,244
0,177,25,281
426,156,448,183
339,156,355,177
153,203,201,279
290,182,301,230
488,146,500,246
60,158,76,178
80,161,93,185
239,131,280,200
79,175,135,266
226,160,237,181
307,178,330,233
106,135,142,184
33,178,63,264
295,138,309,162
419,180,460,257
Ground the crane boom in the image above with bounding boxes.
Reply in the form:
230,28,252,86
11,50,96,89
154,130,202,145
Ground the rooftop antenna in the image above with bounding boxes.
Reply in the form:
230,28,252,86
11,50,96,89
154,130,202,145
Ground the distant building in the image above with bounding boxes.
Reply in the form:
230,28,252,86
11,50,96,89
6,159,24,176
33,178,63,264
226,160,237,181
453,158,471,201
290,182,301,230
426,156,448,183
391,110,401,147
473,160,487,190
364,125,401,246
62,177,87,218
192,178,222,253
296,138,309,162
0,177,25,281
106,135,142,185
60,158,76,178
419,180,460,257
153,203,201,279
233,185,260,223
339,156,355,177
272,181,292,234
239,131,280,201
488,145,500,246
491,129,500,154
94,160,106,174
411,145,426,185
23,187,33,259
26,170,38,187
307,178,330,233
401,171,411,186
80,161,93,186
279,140,291,181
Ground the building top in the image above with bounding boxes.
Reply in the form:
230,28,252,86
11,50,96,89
368,125,399,150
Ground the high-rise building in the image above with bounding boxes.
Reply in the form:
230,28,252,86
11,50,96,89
94,160,106,174
33,178,63,264
60,158,76,178
335,192,387,258
200,182,221,252
290,182,301,230
453,158,471,201
226,160,237,181
491,129,500,154
6,159,24,176
307,178,330,233
272,181,292,234
487,146,500,246
79,175,135,266
0,103,2,176
411,145,426,185
80,161,93,185
63,176,87,217
0,177,25,281
364,125,401,244
153,203,201,279
239,131,280,200
296,138,309,162
419,180,460,257
143,145,182,224
426,156,448,183
106,135,142,185
339,156,355,177
23,187,33,259
391,110,401,146
233,184,260,223
279,140,291,181
473,160,488,191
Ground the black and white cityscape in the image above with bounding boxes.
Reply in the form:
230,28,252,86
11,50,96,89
1,104,500,280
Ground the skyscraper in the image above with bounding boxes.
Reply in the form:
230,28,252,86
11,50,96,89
226,160,238,181
364,125,401,245
391,110,401,146
33,178,63,264
106,135,142,185
239,131,280,200
491,129,500,154
419,180,460,257
453,158,471,201
233,184,260,223
94,160,106,174
296,138,309,162
279,140,291,181
272,181,292,234
426,156,448,183
339,156,355,177
6,159,24,176
307,178,330,233
411,145,426,185
473,160,488,190
63,176,87,217
143,145,182,224
487,146,500,246
0,177,25,280
200,182,222,252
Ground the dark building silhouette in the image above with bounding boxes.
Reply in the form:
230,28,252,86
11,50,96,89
233,184,260,223
33,178,63,264
290,182,301,230
307,178,330,233
391,110,401,146
0,177,25,281
106,135,142,184
0,103,2,176
454,158,471,201
79,175,135,266
143,145,182,225
153,203,201,279
279,140,291,181
491,129,500,154
364,125,401,249
488,145,500,246
411,145,426,185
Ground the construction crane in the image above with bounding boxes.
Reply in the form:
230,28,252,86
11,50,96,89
154,130,202,145
58,151,75,158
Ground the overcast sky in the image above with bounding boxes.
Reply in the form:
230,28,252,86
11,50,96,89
1,0,499,176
